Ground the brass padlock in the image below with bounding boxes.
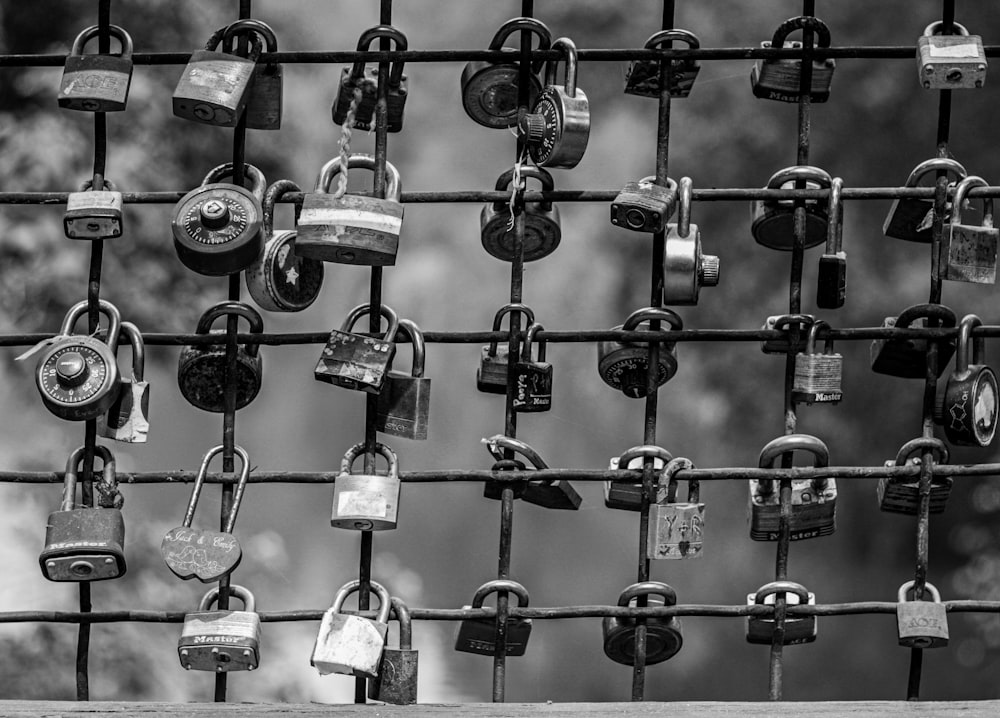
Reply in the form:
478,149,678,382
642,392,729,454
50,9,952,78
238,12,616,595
223,19,282,130
455,580,532,656
160,445,250,583
179,585,261,672
483,435,581,510
943,175,998,284
750,15,835,103
751,165,832,250
940,314,998,447
312,579,392,677
376,318,431,440
477,303,535,394
746,581,816,645
610,176,678,234
664,176,720,305
333,442,400,531
332,25,408,132
883,158,967,243
64,178,124,240
481,165,561,262
816,176,847,309
39,445,125,582
177,301,264,412
603,582,683,665
598,307,682,398
792,319,843,405
512,322,552,413
870,303,957,379
897,581,949,649
315,303,398,394
172,25,260,126
760,313,813,355
606,445,672,511
172,163,265,276
878,437,951,515
917,21,986,90
624,29,701,98
647,458,704,560
461,17,551,129
368,596,418,704
98,321,150,443
296,153,403,266
520,37,590,169
58,24,133,112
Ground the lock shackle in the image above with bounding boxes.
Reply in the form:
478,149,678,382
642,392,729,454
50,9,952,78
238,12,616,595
393,319,426,379
804,319,834,356
470,579,530,609
118,321,145,382
676,176,694,238
924,20,970,38
616,580,677,608
770,15,832,49
952,176,993,227
825,176,844,254
544,37,579,97
341,302,400,343
617,445,674,469
79,178,120,193
199,584,256,613
894,303,957,330
353,25,409,86
621,307,684,335
903,158,967,188
223,19,278,54
521,322,546,362
488,17,552,73
956,313,986,374
490,459,527,473
203,163,267,204
194,301,264,358
314,153,402,202
661,457,698,504
894,437,950,467
61,445,115,512
753,580,811,605
262,179,303,237
341,441,398,479
183,445,251,534
758,433,830,469
213,24,263,62
765,165,832,192
770,313,814,335
330,579,392,625
486,303,536,356
898,579,942,603
389,596,413,649
645,29,700,51
60,299,122,352
493,165,555,211
484,435,548,470
70,24,134,59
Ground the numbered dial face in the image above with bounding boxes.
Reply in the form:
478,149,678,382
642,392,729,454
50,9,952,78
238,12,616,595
523,96,562,164
521,85,590,168
172,183,263,275
36,342,118,418
178,192,251,246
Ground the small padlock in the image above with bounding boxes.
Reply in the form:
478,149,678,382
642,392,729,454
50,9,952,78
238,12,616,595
172,25,260,126
482,435,581,510
750,15,835,103
940,314,998,447
172,162,266,276
519,37,590,169
605,445,672,511
179,585,261,672
943,175,998,284
160,445,250,583
481,166,561,262
751,165,832,250
477,303,535,394
878,437,952,515
177,301,263,412
333,442,400,531
610,176,678,234
624,29,701,99
746,581,817,645
223,19,282,130
35,299,121,422
897,580,949,649
871,303,957,379
603,582,683,665
816,176,847,309
332,25,409,132
376,319,431,440
312,579,392,677
315,303,398,394
647,458,705,560
461,17,551,129
296,153,403,266
58,24,133,112
917,21,987,90
98,321,150,443
39,445,125,582
760,314,814,355
792,319,843,404
664,176,720,305
598,307,682,398
64,178,124,240
455,580,532,656
512,322,552,413
368,597,418,704
749,434,837,541
883,158,967,243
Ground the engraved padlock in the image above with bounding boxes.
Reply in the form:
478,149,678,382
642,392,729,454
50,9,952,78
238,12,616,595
481,166,561,262
483,435,581,510
883,158,967,243
477,303,535,394
376,319,431,440
333,442,400,531
64,178,124,240
179,585,261,672
611,176,678,234
39,445,125,582
816,176,847,309
624,29,701,98
603,582,683,665
792,319,843,405
760,314,813,355
870,303,957,379
647,458,704,560
606,445,672,511
878,437,951,515
940,314,998,447
751,166,832,250
512,322,552,413
943,175,998,284
455,580,532,656
461,17,551,129
315,303,398,394
172,25,260,126
223,19,282,130
897,580,949,649
598,307,682,398
58,24,133,112
332,25,408,132
664,176,720,305
750,15,835,103
160,445,250,583
917,21,986,90
312,579,391,677
98,321,150,443
746,581,816,645
368,597,419,704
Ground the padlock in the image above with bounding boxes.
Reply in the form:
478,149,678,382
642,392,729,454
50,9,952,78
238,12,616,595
172,25,260,126
315,303,398,394
177,301,264,412
883,158,967,243
58,24,133,112
179,585,261,672
223,19,282,130
610,176,678,234
39,445,125,582
917,21,987,90
870,303,957,379
332,26,409,132
477,303,535,394
98,321,150,443
749,434,837,541
940,314,998,447
942,175,998,284
296,153,403,266
35,299,121,421
746,581,817,645
605,445,672,511
368,596,418,704
750,15,835,103
312,579,392,677
245,179,324,313
664,176,720,305
598,307,682,398
160,445,250,583
751,166,832,250
64,178,124,240
624,29,701,98
792,319,843,405
376,319,431,440
647,458,704,560
332,442,400,531
512,323,552,413
760,314,814,355
481,166,561,262
172,162,265,276
878,437,951,515
603,582,683,665
461,17,551,129
897,580,949,649
519,37,590,169
816,176,847,309
455,580,532,656
482,435,581,510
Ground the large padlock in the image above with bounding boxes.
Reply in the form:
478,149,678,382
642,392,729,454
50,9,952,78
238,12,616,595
315,303,398,394
332,25,409,132
172,25,260,126
603,582,683,665
878,437,951,515
39,445,125,582
477,303,535,394
940,314,998,447
58,24,133,112
598,307,682,398
943,175,998,284
312,579,392,677
519,37,590,169
870,303,957,379
746,581,817,645
751,166,832,250
34,299,121,421
98,321,150,443
624,29,701,99
483,435,581,510
172,163,266,276
760,314,813,355
897,581,949,649
460,17,551,129
455,580,532,656
647,458,704,560
64,178,124,240
160,445,250,583
179,585,261,672
481,165,561,262
376,319,431,440
749,434,836,541
917,21,987,90
223,19,282,130
816,176,847,309
610,176,678,234
333,442,400,531
883,158,967,243
512,322,552,413
750,15,835,103
792,319,843,405
177,301,264,412
605,445,672,511
664,176,720,305
368,596,419,704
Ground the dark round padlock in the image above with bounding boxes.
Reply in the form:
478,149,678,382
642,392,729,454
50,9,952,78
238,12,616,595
602,581,683,665
598,307,682,398
941,314,998,447
177,302,264,412
751,165,832,250
624,29,701,99
481,166,561,262
870,303,958,379
172,163,265,276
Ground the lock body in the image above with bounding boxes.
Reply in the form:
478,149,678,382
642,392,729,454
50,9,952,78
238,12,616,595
897,582,949,649
39,508,126,582
173,49,256,126
878,473,951,515
64,189,124,240
36,338,121,421
748,479,837,541
177,329,262,412
751,178,829,250
512,361,552,412
368,646,418,704
178,609,261,671
480,167,561,262
477,345,510,394
647,502,704,559
917,24,987,90
943,221,998,284
245,61,283,130
751,41,834,103
312,611,389,678
603,584,683,666
611,179,677,234
172,182,264,276
98,379,150,443
792,352,843,404
597,327,678,399
315,329,395,394
331,66,379,129
454,613,532,657
297,194,403,266
58,26,133,112
605,454,668,511
870,314,957,379
332,473,400,531
746,585,817,645
663,222,720,305
245,230,325,312
376,373,431,440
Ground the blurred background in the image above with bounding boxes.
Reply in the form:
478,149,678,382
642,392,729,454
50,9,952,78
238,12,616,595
2,0,1000,704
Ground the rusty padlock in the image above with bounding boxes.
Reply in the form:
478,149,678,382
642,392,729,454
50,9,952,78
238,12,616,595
368,597,419,704
942,175,998,284
611,176,678,234
58,24,133,112
332,25,409,132
315,303,398,394
624,29,701,98
751,15,835,103
760,313,813,355
878,437,951,515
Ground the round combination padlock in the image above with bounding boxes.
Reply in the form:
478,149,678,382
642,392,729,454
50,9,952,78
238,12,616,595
597,307,683,398
480,166,561,262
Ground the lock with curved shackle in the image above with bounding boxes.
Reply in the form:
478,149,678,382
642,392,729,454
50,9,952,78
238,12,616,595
512,322,552,412
172,25,261,126
942,175,998,284
606,445,673,511
611,176,678,235
883,158,967,243
603,581,683,665
750,15,835,103
897,580,949,649
455,579,532,656
223,19,282,130
746,581,817,645
598,307,682,398
58,24,133,112
938,314,998,447
65,177,123,240
647,457,704,560
332,25,409,132
917,21,986,90
477,303,535,394
368,596,418,705
179,585,261,672
376,319,431,440
751,166,833,250
482,434,581,510
816,176,847,309
664,176,720,305
878,437,952,515
312,579,392,677
332,442,400,531
315,303,399,394
481,166,561,262
624,29,701,98
870,303,957,379
98,321,150,443
792,319,843,405
760,313,813,355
